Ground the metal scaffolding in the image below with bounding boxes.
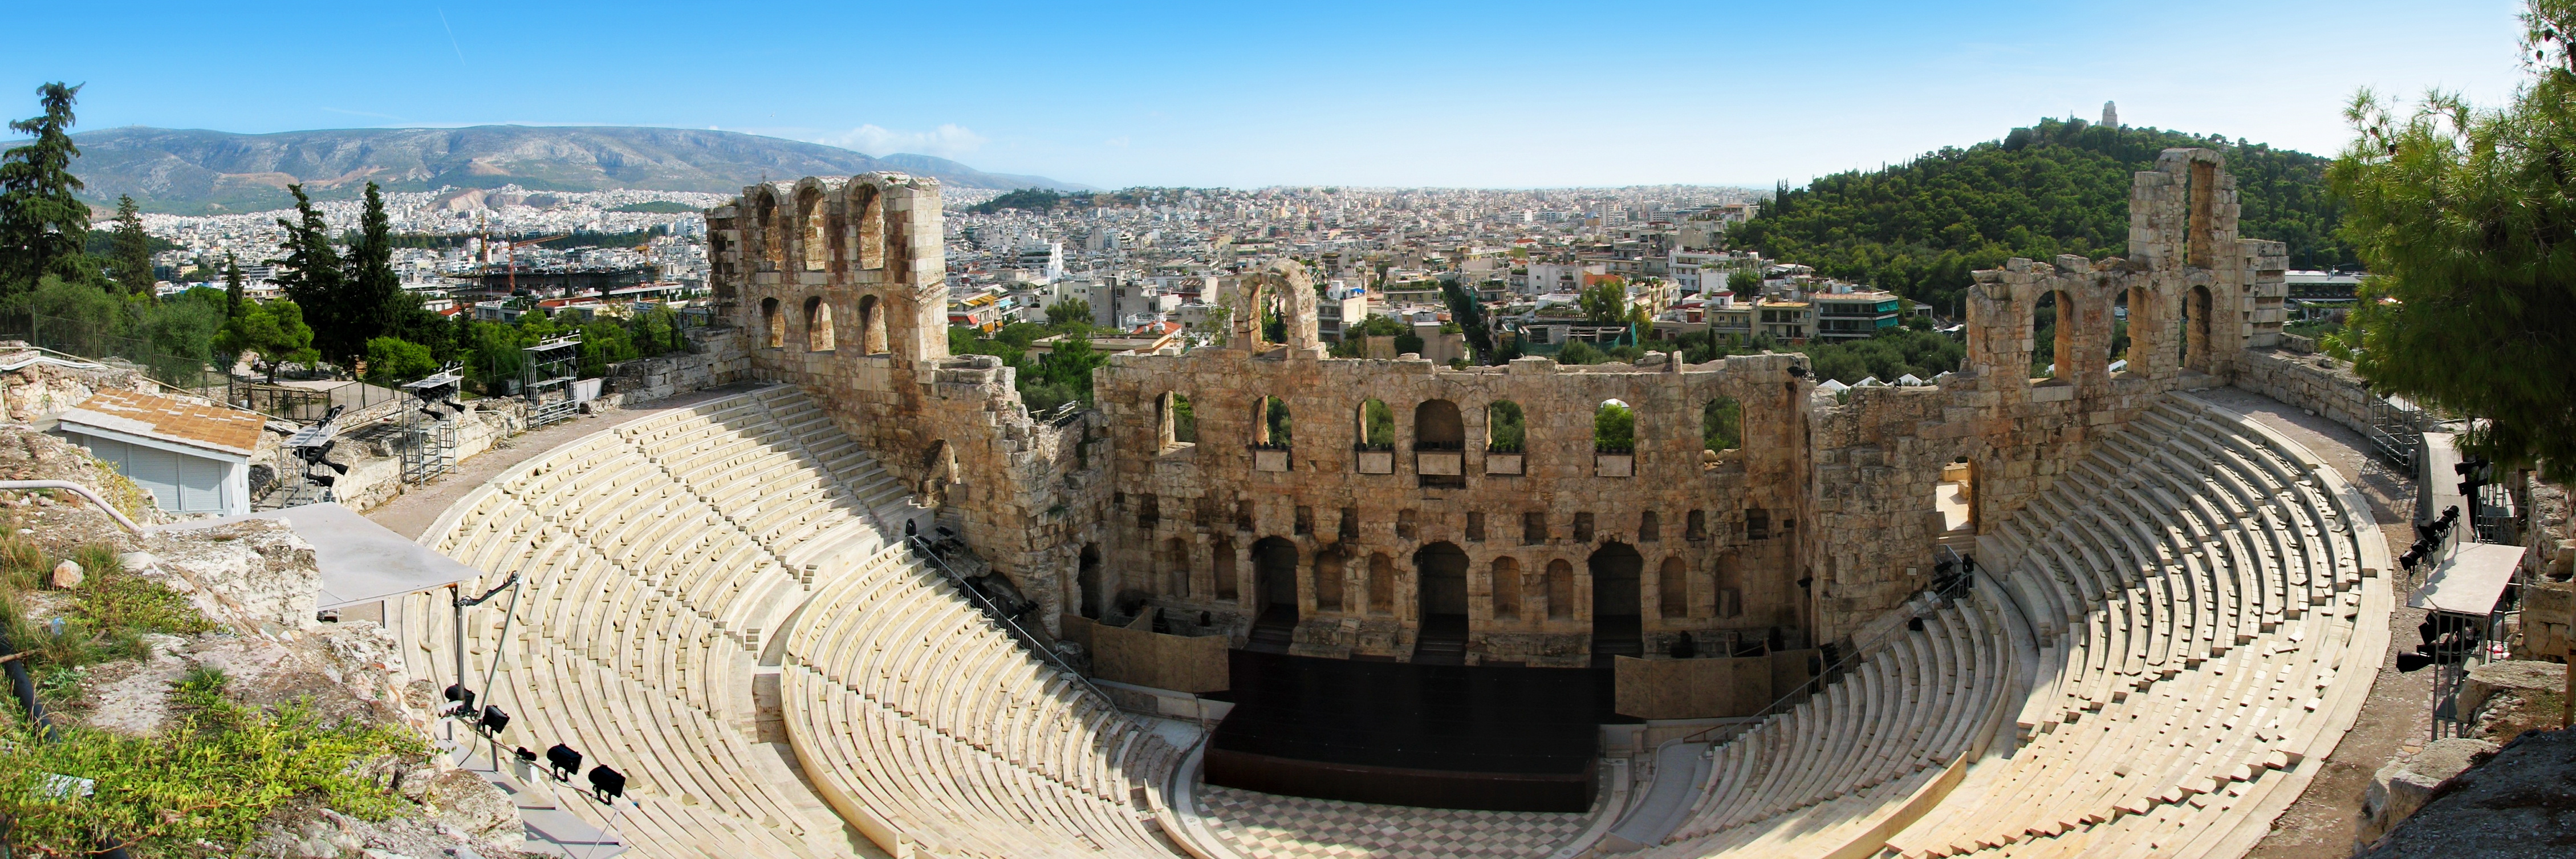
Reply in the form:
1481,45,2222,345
402,366,465,485
2364,392,2425,472
523,335,582,429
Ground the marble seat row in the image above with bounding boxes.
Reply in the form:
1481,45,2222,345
780,542,1181,858
1619,596,2012,859
409,387,946,859
1876,393,2391,859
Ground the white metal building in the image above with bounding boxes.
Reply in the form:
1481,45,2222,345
54,388,264,516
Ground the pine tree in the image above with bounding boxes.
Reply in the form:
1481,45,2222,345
0,83,93,292
222,253,244,318
273,184,354,367
2332,0,2576,481
109,194,152,294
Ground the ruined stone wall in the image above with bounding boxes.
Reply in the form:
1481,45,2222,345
1093,344,1810,665
707,175,1097,630
689,147,2299,666
2233,347,2377,440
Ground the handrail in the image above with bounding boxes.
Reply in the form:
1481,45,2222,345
905,534,1115,706
0,480,144,533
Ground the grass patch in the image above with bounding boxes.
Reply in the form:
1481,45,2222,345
0,529,210,690
0,668,428,857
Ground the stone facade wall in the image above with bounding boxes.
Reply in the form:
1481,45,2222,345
694,147,2295,667
2234,347,2377,440
605,326,751,404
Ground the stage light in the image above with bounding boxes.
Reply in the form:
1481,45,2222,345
546,743,583,779
477,705,510,735
588,764,626,802
515,747,537,763
444,684,475,715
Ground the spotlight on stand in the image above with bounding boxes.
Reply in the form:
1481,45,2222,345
546,743,583,781
442,683,475,717
587,764,626,803
476,705,510,736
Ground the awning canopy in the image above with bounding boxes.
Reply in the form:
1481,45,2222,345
2407,542,2528,616
148,502,486,610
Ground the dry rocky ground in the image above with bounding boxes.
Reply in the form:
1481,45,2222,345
0,426,527,858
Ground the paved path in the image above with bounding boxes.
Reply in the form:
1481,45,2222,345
2197,387,2434,859
361,384,765,541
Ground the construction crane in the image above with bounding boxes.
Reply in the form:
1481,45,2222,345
482,232,570,297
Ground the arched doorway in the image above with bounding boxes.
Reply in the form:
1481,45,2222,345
1589,541,1644,666
1249,537,1299,652
2184,285,2213,374
1415,399,1465,487
1412,542,1469,664
1076,544,1102,620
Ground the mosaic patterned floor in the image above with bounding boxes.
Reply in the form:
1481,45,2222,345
1197,785,1596,858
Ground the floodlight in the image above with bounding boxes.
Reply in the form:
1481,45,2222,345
588,764,626,802
477,705,510,735
546,743,583,779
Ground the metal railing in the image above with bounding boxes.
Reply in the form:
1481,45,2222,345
905,534,1112,705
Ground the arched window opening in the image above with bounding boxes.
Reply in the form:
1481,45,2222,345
1486,400,1526,452
803,296,834,351
1165,537,1191,598
2109,288,2134,371
1367,552,1395,615
1415,399,1465,488
1701,396,1742,469
759,297,783,349
1658,556,1689,619
1490,556,1522,620
1639,510,1661,542
2187,160,2216,269
1687,509,1709,540
755,193,782,271
1594,399,1634,454
1077,544,1103,620
2031,290,2060,379
852,185,885,270
1937,456,1977,542
1255,396,1293,448
1545,559,1574,619
1213,537,1238,601
1159,392,1196,448
2184,285,2213,374
798,189,827,272
1312,548,1346,612
1414,400,1464,449
855,294,889,355
1355,399,1394,450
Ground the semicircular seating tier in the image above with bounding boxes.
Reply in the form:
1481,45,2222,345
412,386,1188,859
1603,392,2392,859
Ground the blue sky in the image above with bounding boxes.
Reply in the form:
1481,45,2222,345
6,1,2529,189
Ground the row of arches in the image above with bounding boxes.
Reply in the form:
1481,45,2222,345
1215,537,1733,624
747,183,887,275
2021,283,2216,381
1166,394,1744,460
758,294,891,354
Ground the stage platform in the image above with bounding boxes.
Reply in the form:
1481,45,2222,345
1204,650,1622,812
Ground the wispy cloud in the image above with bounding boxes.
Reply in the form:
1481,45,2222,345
1104,136,1131,148
810,124,988,157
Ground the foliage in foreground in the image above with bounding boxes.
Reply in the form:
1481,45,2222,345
2332,0,2576,482
0,669,425,857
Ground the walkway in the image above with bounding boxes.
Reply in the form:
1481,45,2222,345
363,384,762,540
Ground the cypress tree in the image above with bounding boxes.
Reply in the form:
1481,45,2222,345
349,182,403,335
109,194,152,294
274,184,353,367
0,83,92,292
2332,0,2576,481
222,253,244,318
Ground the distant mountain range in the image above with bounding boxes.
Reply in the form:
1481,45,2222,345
45,125,1091,214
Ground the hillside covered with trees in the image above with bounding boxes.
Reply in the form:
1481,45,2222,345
1734,117,2352,314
